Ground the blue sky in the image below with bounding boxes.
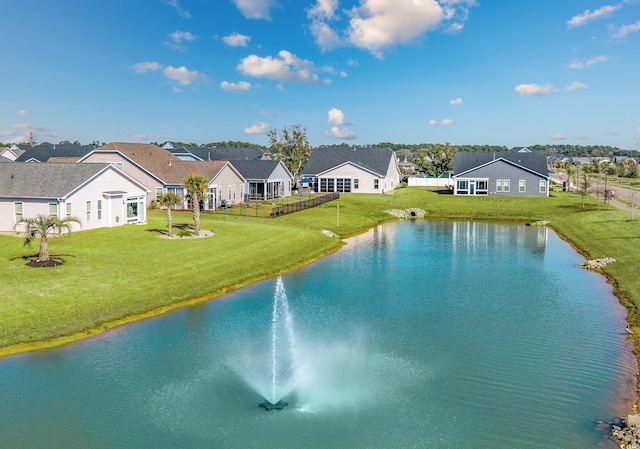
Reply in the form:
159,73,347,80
2,0,639,149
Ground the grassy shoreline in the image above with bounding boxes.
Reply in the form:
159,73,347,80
2,188,639,407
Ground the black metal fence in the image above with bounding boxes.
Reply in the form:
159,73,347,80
214,192,339,218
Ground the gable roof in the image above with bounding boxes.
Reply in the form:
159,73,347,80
170,146,266,161
83,142,182,183
15,144,96,162
159,160,242,184
454,151,548,177
229,159,292,181
0,162,114,198
302,147,396,176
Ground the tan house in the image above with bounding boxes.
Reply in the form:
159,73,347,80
79,142,245,209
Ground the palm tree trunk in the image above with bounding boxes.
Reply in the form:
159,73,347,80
39,235,50,261
193,192,201,236
166,207,173,237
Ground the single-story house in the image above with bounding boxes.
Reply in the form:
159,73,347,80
0,146,25,161
162,143,267,161
79,143,246,209
158,160,246,210
229,160,293,200
301,147,401,194
15,144,96,163
0,162,149,232
452,150,550,196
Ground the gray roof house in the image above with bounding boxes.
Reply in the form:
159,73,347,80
0,162,149,232
301,147,401,194
230,160,293,200
452,150,550,196
15,144,96,163
162,143,267,161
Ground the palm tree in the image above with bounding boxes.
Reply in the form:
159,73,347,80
15,214,81,262
183,174,209,236
566,164,577,192
157,192,182,237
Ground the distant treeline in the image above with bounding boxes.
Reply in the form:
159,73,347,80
320,142,639,157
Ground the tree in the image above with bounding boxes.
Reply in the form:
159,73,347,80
424,142,457,177
15,214,81,262
266,124,312,188
578,170,591,208
157,193,182,237
183,174,209,236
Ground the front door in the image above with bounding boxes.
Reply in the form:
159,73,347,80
469,181,476,195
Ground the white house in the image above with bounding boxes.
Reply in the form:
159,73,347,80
0,162,149,232
301,147,401,194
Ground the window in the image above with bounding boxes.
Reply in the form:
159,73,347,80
14,202,23,223
496,180,503,192
86,201,91,222
476,181,487,190
374,179,379,190
519,180,526,193
354,179,359,189
335,178,351,193
66,203,72,217
48,203,57,217
115,162,123,170
97,200,102,220
233,185,236,201
457,180,468,190
319,178,335,192
155,187,163,197
228,185,232,200
503,180,510,192
539,180,547,193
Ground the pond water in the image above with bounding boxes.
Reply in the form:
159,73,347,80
0,221,636,448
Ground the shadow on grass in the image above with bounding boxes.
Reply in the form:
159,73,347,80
9,253,74,268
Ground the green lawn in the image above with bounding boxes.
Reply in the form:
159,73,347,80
2,188,640,361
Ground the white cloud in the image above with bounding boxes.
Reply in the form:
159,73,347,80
220,81,251,92
325,126,357,139
567,5,621,29
1,123,60,144
575,134,589,140
237,50,324,83
347,0,445,57
309,20,343,51
449,97,463,106
552,133,567,140
347,58,358,67
131,61,162,73
223,32,251,47
612,20,640,38
308,0,339,20
637,126,640,132
166,31,196,50
442,118,454,125
244,122,270,134
16,109,27,115
167,0,190,18
444,22,464,34
328,108,346,125
514,83,556,96
565,81,588,91
163,66,209,86
569,55,610,69
429,119,439,126
232,0,277,20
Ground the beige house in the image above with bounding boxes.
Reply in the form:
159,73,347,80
79,142,246,209
0,162,149,232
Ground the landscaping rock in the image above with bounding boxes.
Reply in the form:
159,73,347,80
384,208,426,219
578,257,616,270
320,229,339,238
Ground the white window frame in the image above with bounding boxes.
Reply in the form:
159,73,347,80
14,202,23,223
519,180,526,193
66,202,72,217
374,179,379,190
539,180,547,193
86,201,92,222
97,200,102,220
503,180,510,192
48,202,57,217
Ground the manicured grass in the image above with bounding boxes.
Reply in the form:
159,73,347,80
2,188,640,362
